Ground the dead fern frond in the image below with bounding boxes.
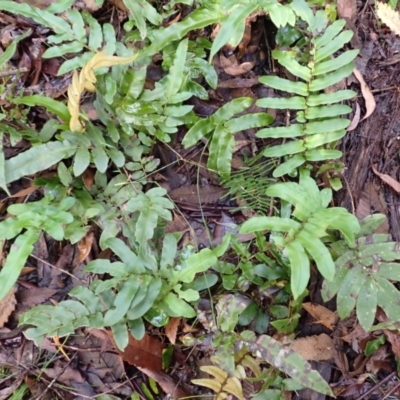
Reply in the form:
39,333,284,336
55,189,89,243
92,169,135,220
376,1,400,35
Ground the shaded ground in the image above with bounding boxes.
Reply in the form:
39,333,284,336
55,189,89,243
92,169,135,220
1,0,400,399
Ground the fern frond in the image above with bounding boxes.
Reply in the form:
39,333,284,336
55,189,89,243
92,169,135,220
376,1,400,35
240,169,360,299
0,1,119,75
322,214,400,330
256,3,358,178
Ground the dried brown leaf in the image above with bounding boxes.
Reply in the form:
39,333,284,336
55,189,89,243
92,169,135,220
17,287,57,306
219,54,254,76
169,185,227,205
346,101,360,131
77,231,94,264
289,334,333,361
353,68,376,121
82,168,95,190
371,164,400,192
356,183,389,233
0,286,17,328
302,302,338,331
8,185,38,198
377,1,400,35
165,317,181,345
337,0,357,21
110,332,165,371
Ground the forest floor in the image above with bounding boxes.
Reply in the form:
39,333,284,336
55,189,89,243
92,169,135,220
1,0,400,399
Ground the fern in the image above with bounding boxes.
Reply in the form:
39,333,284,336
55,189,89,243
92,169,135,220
322,214,400,331
240,168,360,299
0,1,118,75
256,2,358,177
221,153,275,215
20,235,218,350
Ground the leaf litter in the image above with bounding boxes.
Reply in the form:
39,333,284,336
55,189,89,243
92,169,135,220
0,0,400,398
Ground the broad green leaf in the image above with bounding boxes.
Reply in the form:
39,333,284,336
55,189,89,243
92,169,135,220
304,130,346,149
104,275,141,326
126,276,162,319
70,286,102,314
305,149,342,161
57,52,93,76
67,9,86,40
13,95,70,122
273,154,306,177
163,38,188,100
240,216,301,234
267,182,314,220
146,9,219,58
182,118,214,148
314,49,358,75
244,334,333,396
356,280,378,331
162,293,196,318
0,29,31,71
92,146,109,173
136,208,158,250
315,19,346,48
259,76,308,96
358,214,387,236
377,263,400,281
111,320,129,350
124,0,148,39
376,278,400,321
190,57,218,89
290,0,315,29
106,237,143,273
43,42,84,59
5,141,78,184
211,97,253,123
106,148,125,167
210,3,258,60
0,229,39,301
296,231,335,281
257,97,306,110
160,234,178,270
102,23,116,55
305,118,349,134
225,113,274,133
307,90,356,106
73,147,90,176
128,318,145,340
46,0,74,13
82,10,102,50
257,124,304,139
315,30,353,62
263,140,305,157
121,66,147,100
0,1,73,35
272,50,311,81
208,125,234,177
309,62,354,91
305,105,352,119
286,241,310,300
269,2,296,27
321,265,349,301
336,266,365,318
176,248,217,283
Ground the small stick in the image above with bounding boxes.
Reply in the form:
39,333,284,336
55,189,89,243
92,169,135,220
0,67,29,78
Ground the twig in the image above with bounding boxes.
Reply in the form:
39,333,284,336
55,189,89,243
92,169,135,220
0,67,29,78
355,371,396,400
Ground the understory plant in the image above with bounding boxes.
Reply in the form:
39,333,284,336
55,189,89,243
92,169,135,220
0,0,399,398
